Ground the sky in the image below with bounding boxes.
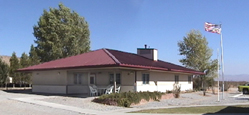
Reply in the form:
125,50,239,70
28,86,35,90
0,0,249,76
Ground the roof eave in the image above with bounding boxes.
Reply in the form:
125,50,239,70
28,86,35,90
119,64,169,71
119,64,204,75
17,64,120,72
171,69,205,75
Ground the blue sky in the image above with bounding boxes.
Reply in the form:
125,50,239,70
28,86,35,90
0,0,248,75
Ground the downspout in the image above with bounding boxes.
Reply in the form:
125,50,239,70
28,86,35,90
134,71,137,92
114,71,116,93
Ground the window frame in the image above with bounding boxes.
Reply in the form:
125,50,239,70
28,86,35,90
90,76,95,85
142,73,150,84
109,73,121,85
175,75,179,84
188,75,192,84
74,73,82,85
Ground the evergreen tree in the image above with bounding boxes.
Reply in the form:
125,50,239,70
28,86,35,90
29,44,40,66
33,3,90,62
20,52,31,86
0,57,9,86
9,52,20,86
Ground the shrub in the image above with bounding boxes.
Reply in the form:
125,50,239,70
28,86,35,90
166,90,172,93
117,98,131,107
223,81,231,91
172,83,181,98
92,91,164,107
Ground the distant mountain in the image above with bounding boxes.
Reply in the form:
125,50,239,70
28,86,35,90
0,55,11,65
223,74,249,81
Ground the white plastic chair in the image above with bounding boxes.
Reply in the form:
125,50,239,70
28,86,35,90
115,86,121,93
92,84,98,89
89,86,98,96
105,85,111,89
105,86,113,94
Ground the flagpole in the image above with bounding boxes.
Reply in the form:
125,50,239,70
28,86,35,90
220,31,225,100
217,48,220,102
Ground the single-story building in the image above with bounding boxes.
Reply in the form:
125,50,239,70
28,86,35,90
18,46,203,95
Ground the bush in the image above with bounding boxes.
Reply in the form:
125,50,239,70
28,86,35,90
221,81,231,91
172,83,181,98
92,91,164,107
117,98,131,107
166,90,172,93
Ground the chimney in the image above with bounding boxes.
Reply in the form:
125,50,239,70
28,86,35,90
137,45,158,61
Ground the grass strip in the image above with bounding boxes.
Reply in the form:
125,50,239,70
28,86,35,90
131,105,249,114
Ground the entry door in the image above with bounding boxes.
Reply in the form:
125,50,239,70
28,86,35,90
89,74,96,85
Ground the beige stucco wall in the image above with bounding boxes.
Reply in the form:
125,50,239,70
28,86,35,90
31,69,193,94
136,71,193,92
67,85,89,94
95,72,109,86
32,85,66,94
32,70,67,85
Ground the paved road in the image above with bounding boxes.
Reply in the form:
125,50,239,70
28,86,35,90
0,89,249,115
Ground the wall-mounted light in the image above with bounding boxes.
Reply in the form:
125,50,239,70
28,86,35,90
128,71,134,75
58,72,60,75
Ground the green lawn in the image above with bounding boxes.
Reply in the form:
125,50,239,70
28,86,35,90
131,105,249,114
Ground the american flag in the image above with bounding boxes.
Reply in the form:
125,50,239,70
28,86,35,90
204,22,221,34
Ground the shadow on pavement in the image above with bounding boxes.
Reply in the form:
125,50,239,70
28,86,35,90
229,93,242,94
203,106,249,115
2,89,89,98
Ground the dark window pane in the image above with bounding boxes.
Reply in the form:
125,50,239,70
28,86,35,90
175,75,179,84
78,74,82,84
74,74,77,84
142,74,149,84
90,77,94,84
109,74,114,84
109,73,121,84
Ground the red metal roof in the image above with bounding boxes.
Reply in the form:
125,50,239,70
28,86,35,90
18,49,117,71
106,49,203,74
18,48,203,74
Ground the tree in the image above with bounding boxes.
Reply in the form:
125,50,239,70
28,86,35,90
29,44,40,66
20,52,31,87
178,30,218,93
9,52,20,87
0,57,9,87
33,3,90,62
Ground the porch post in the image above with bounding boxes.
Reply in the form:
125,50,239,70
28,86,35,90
114,71,116,93
88,72,90,85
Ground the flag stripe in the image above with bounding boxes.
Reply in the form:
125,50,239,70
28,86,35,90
204,22,221,34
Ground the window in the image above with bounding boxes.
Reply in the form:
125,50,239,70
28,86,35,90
188,76,192,84
142,73,149,84
109,73,121,84
74,73,82,84
90,76,95,84
175,75,179,84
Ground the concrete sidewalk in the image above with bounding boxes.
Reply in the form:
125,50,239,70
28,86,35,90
12,97,100,115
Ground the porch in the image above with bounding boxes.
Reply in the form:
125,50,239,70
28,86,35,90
66,68,137,95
